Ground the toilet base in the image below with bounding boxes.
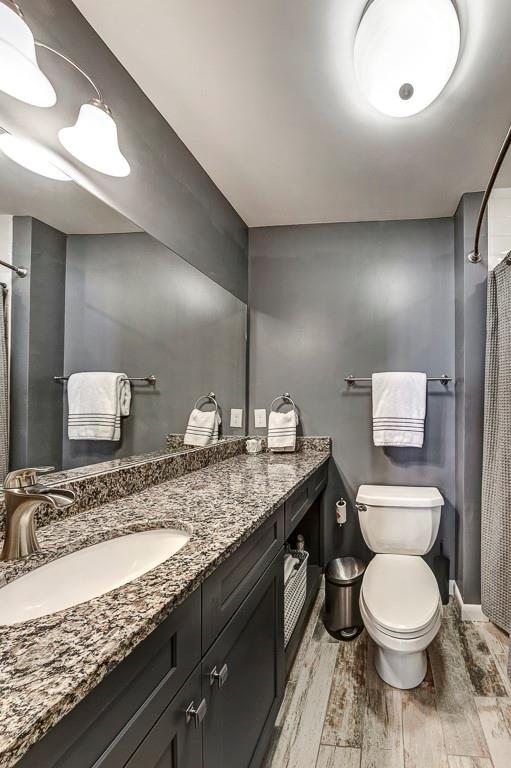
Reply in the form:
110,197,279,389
374,645,427,690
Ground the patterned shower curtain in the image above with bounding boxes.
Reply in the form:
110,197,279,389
481,260,511,663
0,286,8,482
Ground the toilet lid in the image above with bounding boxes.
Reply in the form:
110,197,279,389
361,554,440,633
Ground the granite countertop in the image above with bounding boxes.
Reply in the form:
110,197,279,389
0,447,330,768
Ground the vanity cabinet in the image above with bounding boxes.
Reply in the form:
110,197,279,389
16,465,327,768
202,554,284,768
16,589,203,768
123,553,283,768
17,555,282,768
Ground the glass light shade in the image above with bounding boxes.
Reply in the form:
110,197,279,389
0,2,56,107
0,130,70,180
354,0,460,117
58,102,130,177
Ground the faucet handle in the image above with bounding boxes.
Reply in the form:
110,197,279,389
4,466,55,490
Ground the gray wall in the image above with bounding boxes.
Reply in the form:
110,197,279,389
0,0,248,301
249,219,456,574
454,193,487,604
10,217,66,469
63,232,246,468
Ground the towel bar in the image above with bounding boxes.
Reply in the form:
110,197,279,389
344,374,452,387
54,375,157,385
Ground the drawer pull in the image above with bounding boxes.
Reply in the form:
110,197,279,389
185,698,207,727
209,663,229,688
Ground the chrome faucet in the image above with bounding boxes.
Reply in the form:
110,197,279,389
0,467,76,561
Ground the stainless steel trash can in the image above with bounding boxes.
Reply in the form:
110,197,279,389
324,557,365,641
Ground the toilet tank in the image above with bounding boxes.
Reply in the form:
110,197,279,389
356,485,444,555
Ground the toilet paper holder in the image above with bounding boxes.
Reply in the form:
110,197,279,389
336,499,347,525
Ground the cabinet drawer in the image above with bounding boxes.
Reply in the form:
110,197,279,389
202,554,284,768
309,464,327,499
18,588,201,768
202,506,284,651
285,483,310,535
284,465,328,537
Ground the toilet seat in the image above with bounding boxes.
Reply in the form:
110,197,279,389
361,554,440,636
361,593,441,640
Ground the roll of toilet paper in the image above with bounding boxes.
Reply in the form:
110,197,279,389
336,499,347,525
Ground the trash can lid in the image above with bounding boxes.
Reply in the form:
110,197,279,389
325,556,366,586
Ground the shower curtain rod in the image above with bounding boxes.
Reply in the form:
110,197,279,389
0,258,28,278
468,123,511,264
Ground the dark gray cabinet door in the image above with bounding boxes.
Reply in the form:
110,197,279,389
202,553,284,768
17,588,202,768
202,506,284,651
124,666,203,768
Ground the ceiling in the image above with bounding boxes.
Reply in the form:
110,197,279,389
73,0,511,227
0,155,139,234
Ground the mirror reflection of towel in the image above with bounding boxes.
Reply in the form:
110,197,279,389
68,372,131,441
268,409,298,452
184,408,221,447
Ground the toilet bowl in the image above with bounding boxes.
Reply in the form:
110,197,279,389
356,484,444,689
360,554,442,688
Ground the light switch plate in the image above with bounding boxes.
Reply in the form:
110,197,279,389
230,408,243,428
254,408,267,428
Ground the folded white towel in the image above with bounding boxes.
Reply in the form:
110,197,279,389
268,409,299,452
68,372,131,441
184,408,221,447
372,372,427,448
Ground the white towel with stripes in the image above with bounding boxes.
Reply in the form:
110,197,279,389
68,372,131,441
372,372,427,448
184,408,221,447
268,409,298,452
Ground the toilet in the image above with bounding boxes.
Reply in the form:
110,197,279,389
356,484,444,690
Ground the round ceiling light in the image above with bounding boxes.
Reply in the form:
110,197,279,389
354,0,461,117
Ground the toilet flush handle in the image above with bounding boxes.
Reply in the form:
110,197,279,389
355,503,367,512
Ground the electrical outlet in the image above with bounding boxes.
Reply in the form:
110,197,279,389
254,408,267,428
230,408,243,428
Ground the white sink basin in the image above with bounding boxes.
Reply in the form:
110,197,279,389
0,528,190,625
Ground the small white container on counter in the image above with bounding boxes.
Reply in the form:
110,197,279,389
246,437,263,454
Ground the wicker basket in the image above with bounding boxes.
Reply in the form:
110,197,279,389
284,549,309,647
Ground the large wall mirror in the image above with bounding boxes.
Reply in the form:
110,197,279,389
0,152,247,476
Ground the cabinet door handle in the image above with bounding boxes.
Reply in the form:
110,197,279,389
185,698,207,728
209,663,229,688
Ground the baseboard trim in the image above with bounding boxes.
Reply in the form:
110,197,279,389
453,581,489,622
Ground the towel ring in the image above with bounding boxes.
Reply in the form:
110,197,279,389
270,392,297,413
194,392,219,414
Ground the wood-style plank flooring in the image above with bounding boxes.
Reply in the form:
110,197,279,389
264,588,511,768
